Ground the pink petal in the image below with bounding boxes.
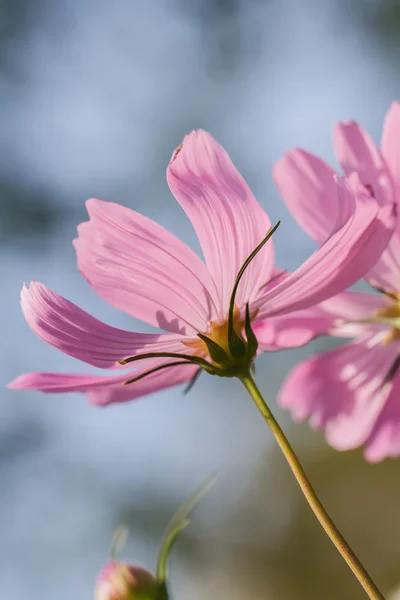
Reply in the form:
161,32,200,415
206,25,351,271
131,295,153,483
167,130,274,313
279,339,396,451
321,290,392,338
74,198,220,335
253,306,335,351
262,267,288,292
273,149,338,243
334,120,395,205
254,174,396,318
365,107,400,292
364,375,400,462
8,360,198,406
366,237,400,294
381,101,400,194
8,371,128,392
322,290,391,320
255,290,390,351
20,282,187,368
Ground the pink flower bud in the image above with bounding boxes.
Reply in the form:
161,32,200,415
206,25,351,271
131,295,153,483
95,561,158,600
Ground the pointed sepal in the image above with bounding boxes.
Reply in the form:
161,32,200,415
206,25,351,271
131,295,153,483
245,303,258,359
197,333,229,365
228,327,247,359
183,368,202,395
227,222,280,360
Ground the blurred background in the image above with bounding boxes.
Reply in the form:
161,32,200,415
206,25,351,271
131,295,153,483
2,0,400,598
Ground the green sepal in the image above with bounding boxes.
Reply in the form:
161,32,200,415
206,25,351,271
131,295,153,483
183,368,202,395
228,328,247,360
197,333,229,365
227,222,280,358
244,303,258,358
121,352,222,385
124,361,192,386
156,474,217,585
119,351,212,370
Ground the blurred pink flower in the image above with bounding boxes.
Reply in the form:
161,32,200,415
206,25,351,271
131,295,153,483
274,101,400,461
8,130,395,405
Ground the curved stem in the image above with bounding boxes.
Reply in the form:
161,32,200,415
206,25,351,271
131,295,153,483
240,373,384,600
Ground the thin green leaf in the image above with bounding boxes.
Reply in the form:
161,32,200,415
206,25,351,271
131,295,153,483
109,525,129,560
156,474,217,584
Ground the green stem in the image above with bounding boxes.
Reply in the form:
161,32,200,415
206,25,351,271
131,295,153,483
240,373,384,600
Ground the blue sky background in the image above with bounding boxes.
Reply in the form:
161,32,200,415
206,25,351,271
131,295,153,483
2,1,400,598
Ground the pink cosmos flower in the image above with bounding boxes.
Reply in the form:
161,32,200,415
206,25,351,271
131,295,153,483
8,130,395,406
274,101,400,462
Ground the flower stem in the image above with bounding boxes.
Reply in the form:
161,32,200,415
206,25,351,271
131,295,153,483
240,373,384,600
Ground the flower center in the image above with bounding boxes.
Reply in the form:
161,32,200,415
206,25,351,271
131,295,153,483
375,298,400,344
182,305,247,362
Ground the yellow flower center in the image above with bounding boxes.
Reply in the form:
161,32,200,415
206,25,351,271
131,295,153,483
375,299,400,344
182,305,255,364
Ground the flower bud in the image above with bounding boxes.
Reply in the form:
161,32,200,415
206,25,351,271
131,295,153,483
95,561,158,600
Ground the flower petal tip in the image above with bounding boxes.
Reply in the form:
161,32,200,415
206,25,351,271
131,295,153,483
6,373,37,390
388,100,400,113
6,380,18,390
84,198,114,221
170,143,183,164
335,119,357,131
169,130,208,165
